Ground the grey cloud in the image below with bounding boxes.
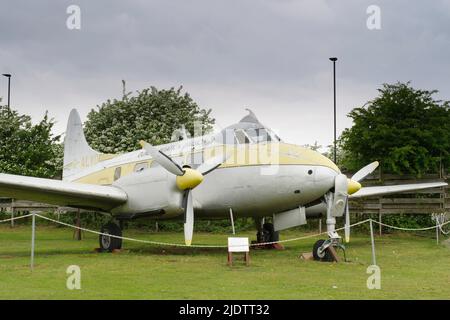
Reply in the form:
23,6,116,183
1,0,449,149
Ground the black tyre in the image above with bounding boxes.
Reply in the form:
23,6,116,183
263,223,279,243
312,239,333,262
99,222,122,252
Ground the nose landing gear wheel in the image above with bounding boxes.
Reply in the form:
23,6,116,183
312,239,333,262
99,222,122,252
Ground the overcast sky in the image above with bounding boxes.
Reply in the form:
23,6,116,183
1,0,449,150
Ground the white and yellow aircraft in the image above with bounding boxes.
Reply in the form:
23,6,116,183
0,109,446,260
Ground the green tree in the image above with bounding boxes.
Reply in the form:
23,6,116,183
0,105,62,178
340,82,450,175
303,141,322,151
322,144,346,168
84,86,215,153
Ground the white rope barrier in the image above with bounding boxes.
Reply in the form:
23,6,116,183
433,213,450,235
258,219,372,246
2,213,449,249
372,218,450,231
36,214,226,248
35,214,373,248
438,223,450,235
0,213,33,224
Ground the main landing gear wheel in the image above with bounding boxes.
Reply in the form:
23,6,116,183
312,239,333,262
99,222,122,252
257,223,280,243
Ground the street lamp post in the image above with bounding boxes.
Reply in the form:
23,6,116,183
2,73,11,114
329,58,338,164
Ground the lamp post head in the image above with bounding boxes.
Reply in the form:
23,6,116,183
2,74,11,78
329,57,338,62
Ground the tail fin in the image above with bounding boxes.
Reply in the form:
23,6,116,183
63,109,100,181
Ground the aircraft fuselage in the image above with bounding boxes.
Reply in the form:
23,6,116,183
67,141,340,221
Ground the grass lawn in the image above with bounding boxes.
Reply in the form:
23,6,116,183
0,224,449,299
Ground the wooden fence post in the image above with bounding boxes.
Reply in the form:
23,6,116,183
379,212,382,236
11,198,15,228
73,209,82,240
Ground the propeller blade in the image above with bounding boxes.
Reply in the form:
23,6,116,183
351,161,379,182
183,189,194,246
196,152,230,176
140,140,184,176
344,200,350,243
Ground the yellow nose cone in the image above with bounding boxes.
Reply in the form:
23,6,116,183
347,179,362,195
176,168,204,190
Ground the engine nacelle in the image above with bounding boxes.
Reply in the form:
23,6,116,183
111,167,183,219
332,174,348,217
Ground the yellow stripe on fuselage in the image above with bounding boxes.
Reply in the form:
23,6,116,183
74,160,153,185
218,143,339,171
73,143,340,185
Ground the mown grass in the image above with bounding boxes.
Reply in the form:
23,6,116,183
0,224,449,299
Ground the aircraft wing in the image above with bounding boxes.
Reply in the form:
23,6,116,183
0,173,127,211
350,182,448,198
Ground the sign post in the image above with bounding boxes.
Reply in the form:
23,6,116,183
228,237,250,266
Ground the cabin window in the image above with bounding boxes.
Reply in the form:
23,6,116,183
114,167,122,181
258,128,272,142
134,162,148,172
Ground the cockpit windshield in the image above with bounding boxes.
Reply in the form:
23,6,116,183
234,129,250,144
245,128,272,143
228,127,281,144
216,109,282,145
